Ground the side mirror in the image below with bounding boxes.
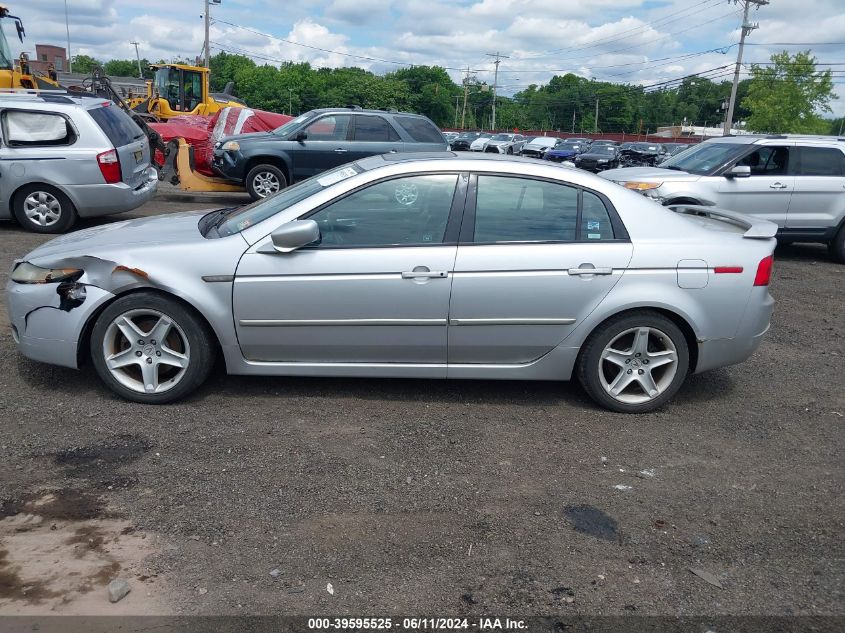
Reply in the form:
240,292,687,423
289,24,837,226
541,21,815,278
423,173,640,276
725,165,751,179
269,220,320,253
294,130,308,143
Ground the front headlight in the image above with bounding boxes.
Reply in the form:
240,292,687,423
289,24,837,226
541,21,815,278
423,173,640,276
597,159,608,163
11,262,82,284
221,140,240,151
623,181,662,191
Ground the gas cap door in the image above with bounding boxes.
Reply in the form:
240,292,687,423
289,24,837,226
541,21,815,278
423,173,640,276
677,259,709,289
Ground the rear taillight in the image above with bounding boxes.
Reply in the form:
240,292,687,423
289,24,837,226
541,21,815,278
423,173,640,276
97,149,121,184
753,255,774,286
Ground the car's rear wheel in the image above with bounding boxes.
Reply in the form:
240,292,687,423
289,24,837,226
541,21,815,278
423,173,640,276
577,311,689,413
246,164,287,201
13,184,77,233
829,224,845,264
90,292,215,404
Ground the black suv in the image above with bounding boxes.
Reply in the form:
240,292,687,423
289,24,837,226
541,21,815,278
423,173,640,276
212,107,448,199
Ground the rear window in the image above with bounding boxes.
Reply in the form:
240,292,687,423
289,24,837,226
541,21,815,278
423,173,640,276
88,104,144,147
394,115,444,144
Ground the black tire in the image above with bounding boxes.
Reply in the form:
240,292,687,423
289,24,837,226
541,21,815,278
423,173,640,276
507,147,513,155
829,224,845,264
577,311,690,413
90,292,215,404
13,184,77,233
245,163,287,201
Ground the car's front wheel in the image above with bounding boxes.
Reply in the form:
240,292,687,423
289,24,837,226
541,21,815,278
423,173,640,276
90,292,215,404
577,311,690,413
245,164,287,201
13,184,77,233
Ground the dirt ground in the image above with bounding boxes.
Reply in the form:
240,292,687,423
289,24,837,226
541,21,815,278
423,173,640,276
0,189,843,621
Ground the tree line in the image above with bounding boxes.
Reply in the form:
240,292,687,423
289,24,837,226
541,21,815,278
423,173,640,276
69,50,839,135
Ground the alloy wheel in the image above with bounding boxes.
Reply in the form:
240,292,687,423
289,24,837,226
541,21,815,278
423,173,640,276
252,171,280,197
23,191,62,227
598,326,679,405
101,309,190,394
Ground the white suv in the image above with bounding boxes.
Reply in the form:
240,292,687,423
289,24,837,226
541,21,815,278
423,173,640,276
600,135,845,262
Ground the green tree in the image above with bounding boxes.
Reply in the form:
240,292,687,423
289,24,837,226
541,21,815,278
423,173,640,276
742,50,837,133
104,59,143,78
70,54,100,74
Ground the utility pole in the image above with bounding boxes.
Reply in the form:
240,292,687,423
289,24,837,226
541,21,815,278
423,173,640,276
594,98,599,133
724,0,768,136
204,0,212,68
64,0,72,73
571,110,576,134
288,88,294,115
131,41,142,78
461,66,473,129
454,95,460,128
486,51,509,131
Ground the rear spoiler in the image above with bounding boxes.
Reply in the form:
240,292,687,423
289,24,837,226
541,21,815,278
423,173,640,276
668,204,778,239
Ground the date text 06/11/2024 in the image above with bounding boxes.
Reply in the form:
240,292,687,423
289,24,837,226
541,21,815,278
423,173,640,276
306,617,528,630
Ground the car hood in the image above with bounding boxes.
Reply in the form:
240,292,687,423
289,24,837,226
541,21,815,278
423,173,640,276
25,210,215,263
524,142,554,150
598,167,698,182
487,139,513,146
218,131,276,145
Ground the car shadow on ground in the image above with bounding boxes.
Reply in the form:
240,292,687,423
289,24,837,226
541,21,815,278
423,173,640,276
15,352,734,412
774,242,835,263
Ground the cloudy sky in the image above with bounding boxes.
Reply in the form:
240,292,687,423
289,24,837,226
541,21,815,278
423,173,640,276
9,0,845,116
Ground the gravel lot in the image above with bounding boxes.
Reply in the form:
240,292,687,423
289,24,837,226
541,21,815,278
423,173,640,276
0,189,843,619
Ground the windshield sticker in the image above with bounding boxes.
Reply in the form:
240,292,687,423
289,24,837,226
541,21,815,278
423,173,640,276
588,233,601,239
587,221,601,231
318,167,358,187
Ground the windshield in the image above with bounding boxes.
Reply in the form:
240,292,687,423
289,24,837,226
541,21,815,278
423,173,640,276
658,142,749,175
217,163,362,236
593,146,616,154
274,111,317,137
559,143,580,149
0,23,12,70
491,134,512,141
631,143,660,152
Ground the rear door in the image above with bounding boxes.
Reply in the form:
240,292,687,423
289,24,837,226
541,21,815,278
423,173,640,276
787,145,845,231
88,103,150,187
717,144,794,226
447,174,633,365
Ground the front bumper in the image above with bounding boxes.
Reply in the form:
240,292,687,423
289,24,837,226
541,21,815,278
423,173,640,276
64,168,158,218
6,278,115,369
211,150,247,182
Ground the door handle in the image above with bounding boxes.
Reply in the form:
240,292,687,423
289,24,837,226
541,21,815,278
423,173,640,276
388,149,398,154
769,182,788,189
568,266,613,276
334,148,348,153
401,270,448,279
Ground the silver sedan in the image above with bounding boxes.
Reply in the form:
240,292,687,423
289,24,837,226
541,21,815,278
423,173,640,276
6,153,777,413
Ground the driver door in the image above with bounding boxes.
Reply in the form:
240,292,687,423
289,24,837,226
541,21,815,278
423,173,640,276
233,173,465,366
289,114,354,182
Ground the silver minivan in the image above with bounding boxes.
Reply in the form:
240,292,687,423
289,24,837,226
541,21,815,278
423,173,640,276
0,92,158,233
600,135,845,262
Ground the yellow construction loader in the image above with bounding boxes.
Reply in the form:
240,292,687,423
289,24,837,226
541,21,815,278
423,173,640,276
0,6,61,90
127,63,245,121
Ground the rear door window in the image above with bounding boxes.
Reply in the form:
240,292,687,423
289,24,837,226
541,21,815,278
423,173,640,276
2,110,76,147
394,116,445,143
89,104,143,147
795,146,845,176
